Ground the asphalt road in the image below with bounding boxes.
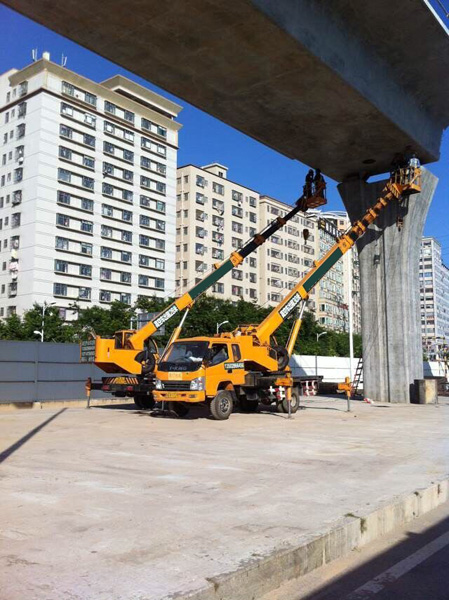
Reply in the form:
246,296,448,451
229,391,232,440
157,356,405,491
262,500,449,600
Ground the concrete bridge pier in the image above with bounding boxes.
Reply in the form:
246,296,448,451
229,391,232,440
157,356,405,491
338,168,438,403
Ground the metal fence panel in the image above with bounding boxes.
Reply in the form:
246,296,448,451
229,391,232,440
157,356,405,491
0,340,105,404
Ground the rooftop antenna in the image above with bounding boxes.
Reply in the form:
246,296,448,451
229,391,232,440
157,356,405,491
31,48,38,62
61,54,67,67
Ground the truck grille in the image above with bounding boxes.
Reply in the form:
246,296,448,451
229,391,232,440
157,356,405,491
162,381,191,391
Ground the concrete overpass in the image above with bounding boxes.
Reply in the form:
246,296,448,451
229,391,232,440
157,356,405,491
5,0,449,402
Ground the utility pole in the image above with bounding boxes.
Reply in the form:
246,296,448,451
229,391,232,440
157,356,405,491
33,302,56,342
316,331,327,378
347,247,354,383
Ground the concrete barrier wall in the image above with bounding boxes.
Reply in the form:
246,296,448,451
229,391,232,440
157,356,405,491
290,355,445,385
0,340,105,404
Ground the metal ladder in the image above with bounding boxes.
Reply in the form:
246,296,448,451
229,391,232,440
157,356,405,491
351,357,363,397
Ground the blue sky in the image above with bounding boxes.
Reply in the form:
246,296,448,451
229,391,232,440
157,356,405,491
1,5,448,260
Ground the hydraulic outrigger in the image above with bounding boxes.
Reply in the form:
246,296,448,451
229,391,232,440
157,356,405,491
153,167,421,419
82,181,327,408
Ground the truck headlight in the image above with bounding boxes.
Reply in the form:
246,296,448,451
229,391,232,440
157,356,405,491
155,379,163,390
190,377,205,391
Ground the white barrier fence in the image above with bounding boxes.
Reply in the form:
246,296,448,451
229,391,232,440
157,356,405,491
290,355,446,385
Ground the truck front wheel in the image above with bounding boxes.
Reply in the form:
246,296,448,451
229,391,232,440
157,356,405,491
210,390,234,420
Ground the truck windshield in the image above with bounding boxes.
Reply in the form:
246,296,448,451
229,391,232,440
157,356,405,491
159,341,209,372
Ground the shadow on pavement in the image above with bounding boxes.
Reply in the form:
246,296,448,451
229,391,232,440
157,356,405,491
301,510,449,600
0,408,67,463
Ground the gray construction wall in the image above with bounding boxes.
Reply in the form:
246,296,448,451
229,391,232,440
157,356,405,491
0,340,105,404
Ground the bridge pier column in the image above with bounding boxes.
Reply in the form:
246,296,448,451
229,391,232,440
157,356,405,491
338,168,438,403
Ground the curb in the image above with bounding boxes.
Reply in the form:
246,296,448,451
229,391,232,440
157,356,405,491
168,479,449,600
0,397,133,412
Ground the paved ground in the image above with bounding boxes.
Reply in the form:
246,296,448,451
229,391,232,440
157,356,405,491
261,500,449,600
1,397,449,600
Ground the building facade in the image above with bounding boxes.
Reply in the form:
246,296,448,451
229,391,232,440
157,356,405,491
175,164,361,332
0,55,181,319
420,237,449,359
176,163,261,303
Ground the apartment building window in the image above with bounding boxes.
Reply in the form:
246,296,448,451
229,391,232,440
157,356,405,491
232,285,243,297
232,269,243,281
100,268,112,281
232,221,243,234
101,225,113,238
249,273,257,283
54,283,68,297
57,191,70,206
104,101,116,114
60,146,72,160
121,293,131,304
101,247,113,259
100,291,111,303
60,124,72,139
79,287,91,300
121,272,131,284
82,198,94,212
55,259,68,273
80,220,93,233
249,196,257,208
102,204,113,218
249,212,257,223
15,146,24,161
212,249,224,261
121,251,131,263
212,231,224,245
12,190,22,205
16,101,27,117
232,190,243,202
80,265,92,277
122,231,132,243
55,237,69,250
196,175,207,188
232,237,242,249
232,206,243,218
122,210,132,222
14,168,23,183
210,282,223,294
11,213,21,228
212,182,224,195
18,81,28,97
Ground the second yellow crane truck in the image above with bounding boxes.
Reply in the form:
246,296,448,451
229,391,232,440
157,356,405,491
153,167,422,419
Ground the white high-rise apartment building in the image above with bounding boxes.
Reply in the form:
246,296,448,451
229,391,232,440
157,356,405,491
0,54,182,319
176,163,261,303
258,195,318,310
420,237,449,359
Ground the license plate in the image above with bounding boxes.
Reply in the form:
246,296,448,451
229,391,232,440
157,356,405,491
163,392,180,398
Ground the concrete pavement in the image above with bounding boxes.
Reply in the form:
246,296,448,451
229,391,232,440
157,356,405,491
1,396,449,599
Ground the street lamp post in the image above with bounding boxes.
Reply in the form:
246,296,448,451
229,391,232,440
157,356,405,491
315,331,327,378
216,320,229,334
33,302,56,342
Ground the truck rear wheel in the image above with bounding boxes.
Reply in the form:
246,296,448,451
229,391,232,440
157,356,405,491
210,390,233,420
168,402,189,418
278,388,299,414
240,398,259,413
134,395,155,410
